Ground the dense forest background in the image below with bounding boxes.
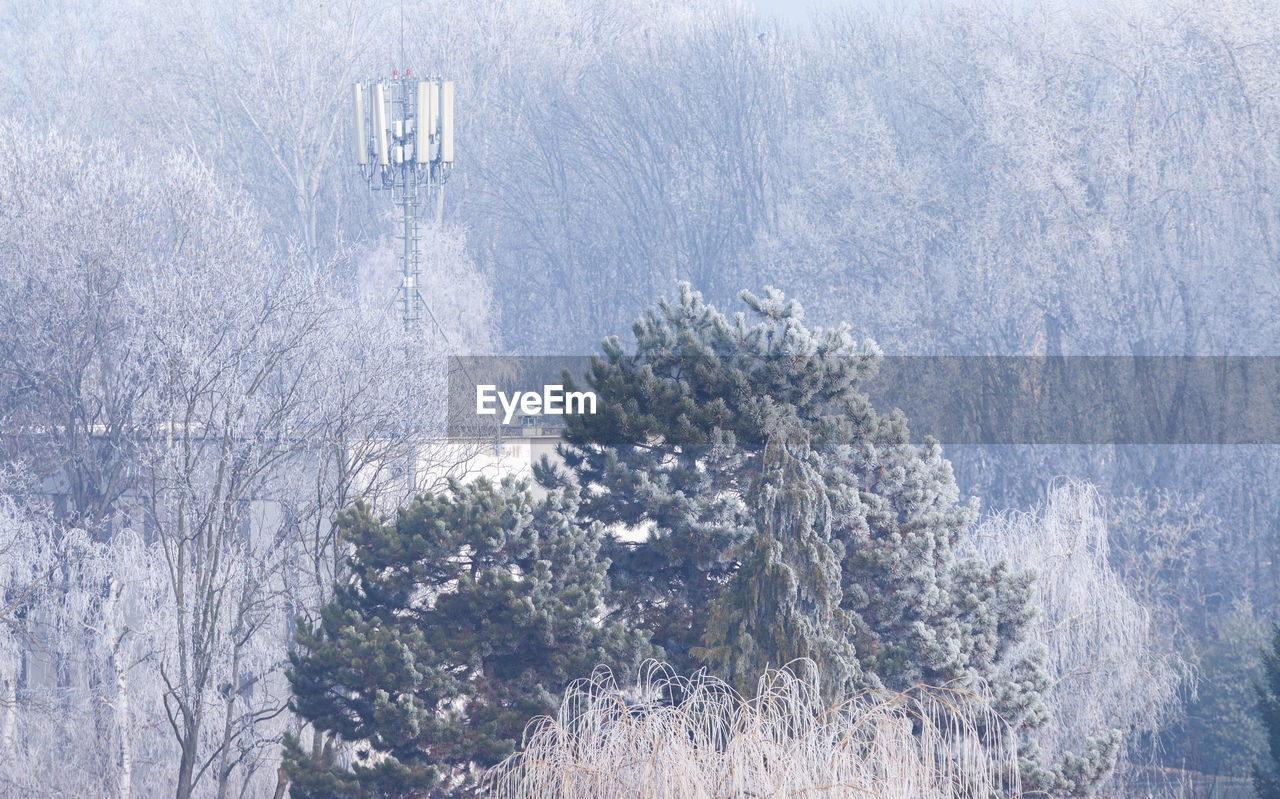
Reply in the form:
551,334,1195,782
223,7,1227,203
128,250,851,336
9,0,1277,355
2,0,1279,795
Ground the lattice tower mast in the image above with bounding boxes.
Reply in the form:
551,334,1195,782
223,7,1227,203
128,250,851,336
353,75,454,332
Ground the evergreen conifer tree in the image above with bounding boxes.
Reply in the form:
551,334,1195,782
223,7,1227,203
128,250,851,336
283,477,648,798
546,283,1120,796
696,413,860,699
1254,625,1280,799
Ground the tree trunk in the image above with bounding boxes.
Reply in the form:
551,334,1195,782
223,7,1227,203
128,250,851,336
1,668,14,754
174,710,200,799
214,627,244,799
116,652,132,799
107,579,133,799
271,768,288,799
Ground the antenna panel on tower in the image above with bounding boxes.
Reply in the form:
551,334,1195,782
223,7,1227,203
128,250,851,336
439,81,454,164
353,83,368,165
373,81,390,167
415,81,433,163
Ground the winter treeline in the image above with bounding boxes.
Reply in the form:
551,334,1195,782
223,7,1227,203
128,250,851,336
4,0,1276,356
0,0,1277,794
0,134,481,797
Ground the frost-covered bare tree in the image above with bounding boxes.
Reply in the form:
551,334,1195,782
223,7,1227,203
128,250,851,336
0,126,471,796
965,479,1189,794
0,129,320,797
1107,487,1226,644
126,166,332,799
151,0,386,267
0,466,59,764
0,125,165,529
0,0,159,143
488,662,1023,799
768,0,1280,356
0,464,172,798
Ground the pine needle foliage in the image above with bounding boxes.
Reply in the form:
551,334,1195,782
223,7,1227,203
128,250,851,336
547,284,1115,795
696,414,860,699
284,477,650,798
550,285,1026,691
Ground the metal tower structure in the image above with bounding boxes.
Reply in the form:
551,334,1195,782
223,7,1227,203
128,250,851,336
354,74,455,494
353,74,454,332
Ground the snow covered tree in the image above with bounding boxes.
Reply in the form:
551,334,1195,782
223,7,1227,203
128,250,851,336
696,414,859,699
488,662,1023,799
542,283,876,673
965,480,1184,794
0,463,174,798
0,126,469,798
284,478,649,798
0,130,308,798
550,283,1116,795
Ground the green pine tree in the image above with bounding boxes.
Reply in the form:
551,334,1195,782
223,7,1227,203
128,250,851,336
545,283,1119,796
1255,624,1280,799
695,413,860,699
284,477,649,798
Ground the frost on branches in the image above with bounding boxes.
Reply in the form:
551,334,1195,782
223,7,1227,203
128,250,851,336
0,128,469,799
487,661,1022,799
966,480,1188,795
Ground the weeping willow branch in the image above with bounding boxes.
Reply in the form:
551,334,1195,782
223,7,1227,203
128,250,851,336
485,661,1021,799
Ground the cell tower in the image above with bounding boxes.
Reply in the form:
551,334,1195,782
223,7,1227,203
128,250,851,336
354,74,455,495
353,74,454,331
